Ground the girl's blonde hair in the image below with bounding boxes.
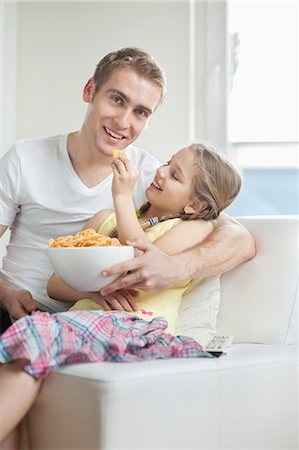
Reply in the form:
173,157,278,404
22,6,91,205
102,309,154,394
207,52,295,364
111,143,242,237
189,142,242,220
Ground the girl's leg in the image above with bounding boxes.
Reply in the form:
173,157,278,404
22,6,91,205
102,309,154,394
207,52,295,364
0,361,42,445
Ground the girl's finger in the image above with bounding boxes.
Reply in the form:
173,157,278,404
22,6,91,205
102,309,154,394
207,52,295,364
112,158,126,174
116,290,138,310
114,292,136,312
106,295,126,311
92,295,112,311
121,158,138,177
109,293,135,312
125,296,138,311
111,160,122,175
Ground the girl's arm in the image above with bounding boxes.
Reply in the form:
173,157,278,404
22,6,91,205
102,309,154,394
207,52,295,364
47,273,89,303
111,158,152,245
82,209,113,232
153,218,214,255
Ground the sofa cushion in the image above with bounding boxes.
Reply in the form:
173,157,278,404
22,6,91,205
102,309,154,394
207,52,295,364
175,275,221,346
218,215,299,344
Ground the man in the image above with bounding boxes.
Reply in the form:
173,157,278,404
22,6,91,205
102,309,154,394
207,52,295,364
0,47,255,331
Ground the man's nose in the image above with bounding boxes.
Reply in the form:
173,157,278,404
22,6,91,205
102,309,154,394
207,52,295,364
114,108,131,129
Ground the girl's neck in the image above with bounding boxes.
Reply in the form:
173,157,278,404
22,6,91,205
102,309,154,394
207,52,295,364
141,206,164,220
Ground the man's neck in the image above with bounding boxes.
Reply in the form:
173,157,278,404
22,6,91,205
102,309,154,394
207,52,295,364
67,131,113,188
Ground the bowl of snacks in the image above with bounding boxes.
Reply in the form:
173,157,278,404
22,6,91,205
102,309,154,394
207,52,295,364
48,229,134,291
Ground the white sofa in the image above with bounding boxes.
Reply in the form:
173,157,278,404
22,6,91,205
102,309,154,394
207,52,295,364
22,216,298,450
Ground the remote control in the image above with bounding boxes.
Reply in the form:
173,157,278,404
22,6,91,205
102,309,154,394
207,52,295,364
204,335,233,355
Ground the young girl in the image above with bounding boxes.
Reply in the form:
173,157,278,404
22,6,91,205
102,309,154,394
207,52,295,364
47,143,242,333
0,143,242,448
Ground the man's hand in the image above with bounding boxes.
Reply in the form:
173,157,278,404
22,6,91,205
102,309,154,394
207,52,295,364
90,289,138,312
1,286,37,321
99,214,256,296
100,239,188,295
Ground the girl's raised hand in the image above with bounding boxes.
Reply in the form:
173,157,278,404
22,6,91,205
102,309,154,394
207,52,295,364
111,157,138,198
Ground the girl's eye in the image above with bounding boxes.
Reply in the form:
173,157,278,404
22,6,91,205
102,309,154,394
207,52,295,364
171,172,179,181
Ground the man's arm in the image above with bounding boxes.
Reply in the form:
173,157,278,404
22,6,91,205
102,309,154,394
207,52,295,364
0,225,37,320
100,215,256,295
183,213,256,278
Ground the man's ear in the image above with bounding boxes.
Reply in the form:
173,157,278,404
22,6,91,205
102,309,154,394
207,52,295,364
184,198,208,215
83,78,96,103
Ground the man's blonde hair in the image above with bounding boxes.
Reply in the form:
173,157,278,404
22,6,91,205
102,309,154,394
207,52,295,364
92,47,167,105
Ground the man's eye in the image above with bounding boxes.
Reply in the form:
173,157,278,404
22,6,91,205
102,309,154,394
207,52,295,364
112,95,122,104
135,108,147,118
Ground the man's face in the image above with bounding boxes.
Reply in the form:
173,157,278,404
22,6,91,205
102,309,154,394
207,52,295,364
82,68,162,157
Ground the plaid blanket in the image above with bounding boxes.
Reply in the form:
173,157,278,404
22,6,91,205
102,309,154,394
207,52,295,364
0,310,213,379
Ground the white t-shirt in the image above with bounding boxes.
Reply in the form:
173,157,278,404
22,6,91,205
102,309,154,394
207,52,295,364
0,134,160,311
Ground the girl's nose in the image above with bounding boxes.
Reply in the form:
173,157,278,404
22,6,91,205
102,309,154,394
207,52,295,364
158,164,169,177
157,165,166,178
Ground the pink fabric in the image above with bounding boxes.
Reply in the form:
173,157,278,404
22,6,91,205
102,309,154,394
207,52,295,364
0,310,212,378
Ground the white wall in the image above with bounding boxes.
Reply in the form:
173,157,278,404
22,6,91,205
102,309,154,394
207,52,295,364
1,2,17,153
10,1,195,161
0,2,17,260
1,1,228,161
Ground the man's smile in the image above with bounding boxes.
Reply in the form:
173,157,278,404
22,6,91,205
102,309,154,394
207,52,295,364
104,126,125,140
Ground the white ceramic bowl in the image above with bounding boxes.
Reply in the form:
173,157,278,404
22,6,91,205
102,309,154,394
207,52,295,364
48,246,135,291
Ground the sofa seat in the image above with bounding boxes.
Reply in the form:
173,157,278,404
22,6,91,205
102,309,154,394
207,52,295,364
26,343,298,450
57,342,298,380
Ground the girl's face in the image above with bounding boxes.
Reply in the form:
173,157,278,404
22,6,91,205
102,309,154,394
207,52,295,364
145,147,199,216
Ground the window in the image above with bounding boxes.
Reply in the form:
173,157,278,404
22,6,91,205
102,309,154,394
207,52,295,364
227,1,298,215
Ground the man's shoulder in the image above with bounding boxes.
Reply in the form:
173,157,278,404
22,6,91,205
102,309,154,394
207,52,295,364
4,134,68,166
0,133,68,178
14,134,66,153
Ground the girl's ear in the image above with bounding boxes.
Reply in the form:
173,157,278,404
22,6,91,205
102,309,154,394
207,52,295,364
83,78,96,103
184,198,208,215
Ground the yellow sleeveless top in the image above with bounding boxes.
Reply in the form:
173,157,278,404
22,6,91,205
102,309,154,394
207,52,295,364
70,213,192,334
